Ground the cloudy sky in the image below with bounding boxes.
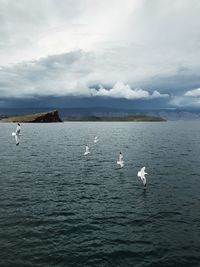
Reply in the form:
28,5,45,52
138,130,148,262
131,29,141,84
0,0,200,109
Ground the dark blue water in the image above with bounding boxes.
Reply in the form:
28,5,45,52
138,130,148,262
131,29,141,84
0,122,200,267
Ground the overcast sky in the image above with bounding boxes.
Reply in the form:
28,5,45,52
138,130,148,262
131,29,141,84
0,0,200,108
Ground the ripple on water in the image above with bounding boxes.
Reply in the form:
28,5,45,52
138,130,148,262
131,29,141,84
0,122,200,266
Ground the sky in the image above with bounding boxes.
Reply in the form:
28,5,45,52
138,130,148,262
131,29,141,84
0,0,200,109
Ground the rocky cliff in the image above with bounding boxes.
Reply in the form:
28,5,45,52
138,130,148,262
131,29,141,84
0,110,62,122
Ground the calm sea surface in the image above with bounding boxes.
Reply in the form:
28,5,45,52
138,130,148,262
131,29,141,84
0,122,200,267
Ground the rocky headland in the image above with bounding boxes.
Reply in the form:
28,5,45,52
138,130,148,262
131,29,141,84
0,110,62,122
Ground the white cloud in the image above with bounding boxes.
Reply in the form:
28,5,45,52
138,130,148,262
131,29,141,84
151,90,169,99
170,96,200,107
170,87,200,107
184,88,200,97
0,0,138,65
1,0,200,69
91,81,168,100
92,82,149,99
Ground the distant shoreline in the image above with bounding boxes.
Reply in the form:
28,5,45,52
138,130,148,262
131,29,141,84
0,110,166,122
63,115,166,122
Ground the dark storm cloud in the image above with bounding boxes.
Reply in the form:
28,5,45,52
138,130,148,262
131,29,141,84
0,0,200,108
0,50,169,100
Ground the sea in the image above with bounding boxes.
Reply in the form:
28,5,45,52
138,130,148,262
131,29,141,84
0,121,200,267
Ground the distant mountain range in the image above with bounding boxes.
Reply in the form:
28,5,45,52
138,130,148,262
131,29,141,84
63,115,165,122
1,107,200,121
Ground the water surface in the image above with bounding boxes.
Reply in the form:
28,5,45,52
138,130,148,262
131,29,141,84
0,122,200,266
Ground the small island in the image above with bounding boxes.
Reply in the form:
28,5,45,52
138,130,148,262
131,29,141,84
0,110,62,123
